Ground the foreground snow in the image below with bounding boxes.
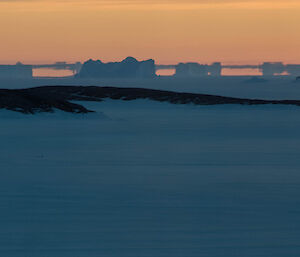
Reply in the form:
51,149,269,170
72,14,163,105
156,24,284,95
1,100,300,256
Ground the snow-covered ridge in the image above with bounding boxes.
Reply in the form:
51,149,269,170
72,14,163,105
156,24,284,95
2,76,300,100
2,85,300,114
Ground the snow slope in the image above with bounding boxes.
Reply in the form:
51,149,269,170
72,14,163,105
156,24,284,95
1,100,300,256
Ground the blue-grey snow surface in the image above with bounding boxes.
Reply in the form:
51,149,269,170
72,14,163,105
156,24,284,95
1,99,300,256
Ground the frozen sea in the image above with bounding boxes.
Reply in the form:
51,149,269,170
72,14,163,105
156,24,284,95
1,98,300,256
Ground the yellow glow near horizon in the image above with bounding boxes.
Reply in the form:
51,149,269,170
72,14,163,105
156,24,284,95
0,0,299,64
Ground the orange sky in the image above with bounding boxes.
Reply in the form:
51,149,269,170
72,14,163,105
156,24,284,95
0,0,299,65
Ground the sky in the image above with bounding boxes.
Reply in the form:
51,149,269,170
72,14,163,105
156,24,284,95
0,0,300,65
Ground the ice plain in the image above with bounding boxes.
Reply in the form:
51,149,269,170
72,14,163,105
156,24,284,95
1,94,300,256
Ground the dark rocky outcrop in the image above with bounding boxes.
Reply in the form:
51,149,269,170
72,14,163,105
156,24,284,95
77,57,156,78
0,88,92,114
1,86,300,114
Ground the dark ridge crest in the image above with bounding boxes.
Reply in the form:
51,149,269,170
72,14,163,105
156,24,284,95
1,86,300,114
